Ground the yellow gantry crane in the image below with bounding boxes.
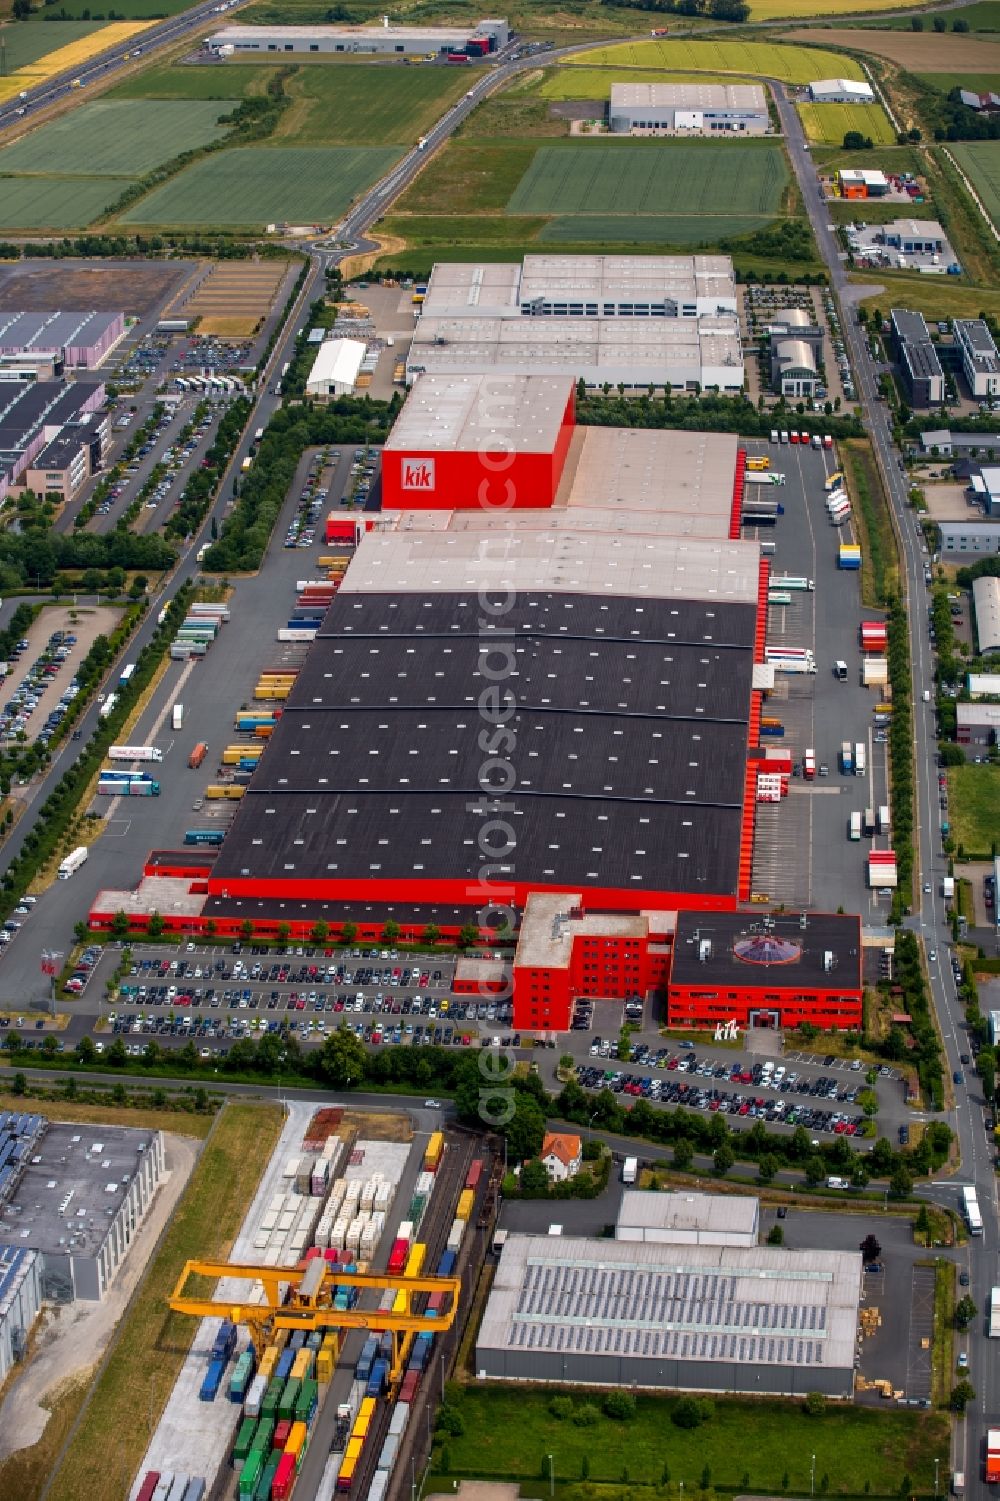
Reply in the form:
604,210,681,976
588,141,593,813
169,1259,460,1381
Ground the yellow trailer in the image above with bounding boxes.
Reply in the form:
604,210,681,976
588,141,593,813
205,784,245,800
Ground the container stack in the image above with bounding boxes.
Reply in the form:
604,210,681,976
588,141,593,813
136,1475,206,1501
254,670,298,701
171,603,228,661
838,542,862,570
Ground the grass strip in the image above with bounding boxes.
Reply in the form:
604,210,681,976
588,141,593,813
42,1100,282,1501
842,438,898,607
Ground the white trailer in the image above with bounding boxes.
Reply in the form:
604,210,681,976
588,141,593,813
58,846,88,879
108,745,162,763
990,1287,1000,1337
172,703,184,731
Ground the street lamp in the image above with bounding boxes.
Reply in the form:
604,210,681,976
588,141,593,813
811,1455,817,1498
935,1459,940,1500
547,1453,554,1500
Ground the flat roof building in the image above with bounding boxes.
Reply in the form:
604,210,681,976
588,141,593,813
476,1233,862,1397
0,1123,165,1300
305,337,366,399
837,168,889,198
609,81,768,136
0,1246,41,1385
938,519,1000,555
954,318,1000,398
891,309,945,407
616,1190,760,1246
0,309,124,369
973,574,1000,653
808,78,874,103
408,313,743,390
883,218,947,254
957,698,1000,748
968,672,1000,697
669,910,864,1032
206,18,508,54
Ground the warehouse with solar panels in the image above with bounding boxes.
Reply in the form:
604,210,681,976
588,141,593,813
476,1234,862,1397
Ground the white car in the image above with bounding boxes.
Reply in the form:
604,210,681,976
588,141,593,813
423,1099,442,1109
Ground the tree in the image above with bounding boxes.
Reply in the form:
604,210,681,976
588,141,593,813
890,1163,913,1199
147,911,164,939
860,1233,882,1262
933,13,947,29
240,919,253,942
518,1159,550,1197
857,1088,879,1118
951,1379,975,1412
319,1024,366,1089
276,922,291,946
603,1391,637,1421
11,1071,26,1096
382,920,399,944
910,13,924,26
956,1295,978,1331
76,1035,96,1063
457,923,480,949
504,1091,546,1163
804,1155,825,1187
424,923,440,946
311,921,329,946
757,1152,778,1184
804,1392,827,1417
713,1142,735,1176
111,909,130,939
340,921,357,946
673,1136,694,1171
107,1036,128,1066
767,1224,784,1245
11,0,31,18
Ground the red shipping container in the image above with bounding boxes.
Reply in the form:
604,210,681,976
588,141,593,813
387,1237,410,1274
399,1369,420,1404
273,1418,292,1451
136,1475,160,1501
465,1159,483,1190
273,1451,297,1501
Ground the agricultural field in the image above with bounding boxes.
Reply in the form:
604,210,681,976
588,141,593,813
798,100,896,145
274,64,471,145
0,18,105,72
0,176,132,230
0,20,154,103
869,0,1000,28
857,273,1000,320
946,763,1000,854
119,144,397,227
538,212,775,244
950,139,1000,224
396,142,539,214
110,61,281,100
915,72,1000,92
562,40,866,84
786,27,1000,71
507,141,789,216
539,67,740,100
0,100,238,178
747,0,913,14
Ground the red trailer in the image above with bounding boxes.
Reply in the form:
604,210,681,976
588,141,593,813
388,1237,410,1274
272,1451,298,1501
465,1159,483,1191
399,1368,420,1404
136,1475,160,1501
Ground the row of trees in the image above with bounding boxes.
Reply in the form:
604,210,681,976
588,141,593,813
575,387,863,439
886,932,945,1110
886,596,917,917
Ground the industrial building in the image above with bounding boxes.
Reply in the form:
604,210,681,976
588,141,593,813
304,337,366,399
419,255,738,321
937,519,1000,555
0,1246,41,1384
206,18,508,55
475,1233,862,1397
608,82,768,136
953,318,1000,398
772,338,818,398
974,574,1000,653
616,1190,760,1247
917,429,1000,458
890,309,945,407
381,372,576,510
667,910,864,1032
0,1124,165,1300
968,672,1000,697
836,168,890,199
883,219,947,255
0,309,124,370
956,699,1000,750
0,379,107,505
808,78,875,103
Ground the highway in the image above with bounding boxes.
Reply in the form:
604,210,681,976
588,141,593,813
771,84,992,1495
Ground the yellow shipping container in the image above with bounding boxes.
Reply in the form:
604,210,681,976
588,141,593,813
284,1420,308,1462
456,1188,474,1221
424,1130,443,1169
392,1288,407,1315
316,1350,333,1384
404,1244,426,1279
746,456,771,471
291,1348,313,1381
205,785,244,800
259,1345,279,1381
321,1329,341,1356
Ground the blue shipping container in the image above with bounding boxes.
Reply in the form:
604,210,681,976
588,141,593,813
275,1350,294,1383
199,1359,225,1402
288,1331,305,1353
355,1335,378,1383
366,1359,388,1399
436,1249,456,1277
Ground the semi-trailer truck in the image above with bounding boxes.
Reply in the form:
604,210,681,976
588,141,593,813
189,742,208,769
840,741,854,774
58,847,88,879
849,811,862,840
855,743,866,777
172,703,184,731
108,745,162,762
943,875,955,899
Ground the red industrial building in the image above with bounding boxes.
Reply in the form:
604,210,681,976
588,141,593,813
380,372,576,511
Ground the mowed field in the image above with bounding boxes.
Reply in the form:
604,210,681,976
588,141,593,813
0,100,238,178
110,61,281,100
120,144,397,227
563,40,865,83
538,211,774,243
950,140,1000,223
539,67,741,99
0,176,131,230
915,71,1000,92
798,100,896,145
507,141,788,215
274,64,471,144
747,0,914,14
786,27,1000,70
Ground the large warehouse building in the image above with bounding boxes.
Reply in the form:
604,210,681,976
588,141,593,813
206,18,508,55
476,1234,862,1397
0,309,124,370
609,81,769,136
0,378,108,504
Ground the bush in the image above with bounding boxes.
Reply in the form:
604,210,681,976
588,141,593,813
602,1392,637,1421
572,1403,601,1427
436,1404,465,1436
549,1396,575,1420
672,1397,713,1429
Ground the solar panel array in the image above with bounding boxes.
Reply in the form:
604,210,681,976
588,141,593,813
0,1112,45,1207
509,1258,828,1366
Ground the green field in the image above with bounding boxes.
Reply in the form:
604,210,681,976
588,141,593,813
947,762,1000,852
33,0,196,13
431,1387,948,1495
798,100,896,145
950,139,1000,223
507,141,788,216
395,141,538,214
0,100,237,178
563,40,866,84
273,64,470,145
0,175,132,229
0,18,105,71
120,144,397,226
110,61,281,100
538,212,775,244
538,66,741,100
873,0,1000,28
916,71,1000,92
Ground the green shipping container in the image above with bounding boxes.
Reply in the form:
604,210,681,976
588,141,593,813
277,1376,301,1421
251,1415,275,1454
294,1378,318,1423
234,1416,257,1465
261,1378,283,1417
238,1448,263,1498
255,1453,281,1501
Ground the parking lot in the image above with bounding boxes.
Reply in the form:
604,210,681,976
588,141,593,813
744,434,892,918
0,603,119,748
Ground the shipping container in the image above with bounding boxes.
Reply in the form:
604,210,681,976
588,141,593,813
436,1248,456,1277
188,742,208,769
377,1433,399,1471
355,1335,378,1384
295,1378,318,1425
367,1475,389,1501
234,1416,257,1465
182,1482,205,1501
389,1401,410,1439
199,1358,225,1401
353,1396,377,1442
465,1159,483,1191
275,1350,294,1383
447,1218,464,1252
404,1243,426,1279
278,1377,301,1421
336,1438,364,1493
399,1368,420,1405
366,1357,389,1399
424,1131,444,1170
253,1455,280,1501
456,1188,474,1221
137,1475,161,1501
284,1419,309,1465
238,1450,263,1499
